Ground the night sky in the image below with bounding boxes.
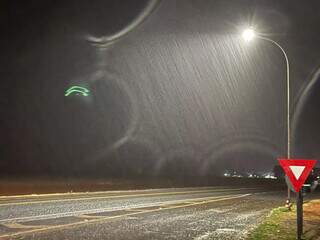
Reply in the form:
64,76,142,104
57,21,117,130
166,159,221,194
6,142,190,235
2,0,320,179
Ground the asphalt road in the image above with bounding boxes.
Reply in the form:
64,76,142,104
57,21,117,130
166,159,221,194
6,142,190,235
0,186,286,240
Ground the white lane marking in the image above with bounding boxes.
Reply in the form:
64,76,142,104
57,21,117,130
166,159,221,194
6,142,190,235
215,228,238,232
0,188,257,206
194,231,212,240
0,187,224,199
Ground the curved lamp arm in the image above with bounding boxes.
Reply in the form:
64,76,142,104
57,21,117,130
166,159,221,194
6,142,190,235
257,36,291,159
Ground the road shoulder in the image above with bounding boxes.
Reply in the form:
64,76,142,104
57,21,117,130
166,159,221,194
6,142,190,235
247,199,320,240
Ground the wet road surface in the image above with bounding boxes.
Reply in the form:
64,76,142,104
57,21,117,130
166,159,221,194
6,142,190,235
0,187,285,239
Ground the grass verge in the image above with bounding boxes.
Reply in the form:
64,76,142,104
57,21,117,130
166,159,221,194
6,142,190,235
248,200,320,240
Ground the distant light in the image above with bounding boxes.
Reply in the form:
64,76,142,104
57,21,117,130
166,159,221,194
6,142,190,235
242,28,255,41
65,86,90,97
264,173,277,179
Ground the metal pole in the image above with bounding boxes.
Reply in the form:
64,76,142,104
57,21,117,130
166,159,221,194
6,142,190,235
287,186,291,203
259,36,291,202
296,191,303,240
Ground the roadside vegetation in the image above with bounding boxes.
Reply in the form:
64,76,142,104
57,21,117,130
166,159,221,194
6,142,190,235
248,199,320,240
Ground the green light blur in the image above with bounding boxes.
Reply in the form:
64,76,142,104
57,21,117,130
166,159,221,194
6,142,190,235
65,86,90,97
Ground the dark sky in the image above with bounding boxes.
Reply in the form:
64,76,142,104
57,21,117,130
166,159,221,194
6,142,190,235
2,0,320,179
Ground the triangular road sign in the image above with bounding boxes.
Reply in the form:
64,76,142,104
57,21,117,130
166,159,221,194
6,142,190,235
279,159,317,192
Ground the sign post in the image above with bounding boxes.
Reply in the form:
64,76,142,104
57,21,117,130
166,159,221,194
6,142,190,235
296,190,303,240
278,159,317,240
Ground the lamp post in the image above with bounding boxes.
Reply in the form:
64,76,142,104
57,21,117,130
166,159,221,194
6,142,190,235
242,28,291,203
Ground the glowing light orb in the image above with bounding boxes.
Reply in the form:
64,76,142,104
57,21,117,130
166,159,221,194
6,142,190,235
242,28,255,41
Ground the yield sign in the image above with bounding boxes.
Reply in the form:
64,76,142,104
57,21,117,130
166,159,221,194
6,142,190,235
279,159,317,192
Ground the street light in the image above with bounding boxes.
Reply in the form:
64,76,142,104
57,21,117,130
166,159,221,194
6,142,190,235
241,28,291,203
242,28,255,41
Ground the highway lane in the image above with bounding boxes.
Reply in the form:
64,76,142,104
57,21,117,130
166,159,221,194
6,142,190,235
0,187,257,206
0,187,285,239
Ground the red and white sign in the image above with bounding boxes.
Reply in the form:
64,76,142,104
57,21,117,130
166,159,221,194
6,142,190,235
279,159,317,192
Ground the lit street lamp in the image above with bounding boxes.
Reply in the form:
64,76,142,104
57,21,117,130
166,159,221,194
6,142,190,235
241,28,291,203
242,28,255,41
